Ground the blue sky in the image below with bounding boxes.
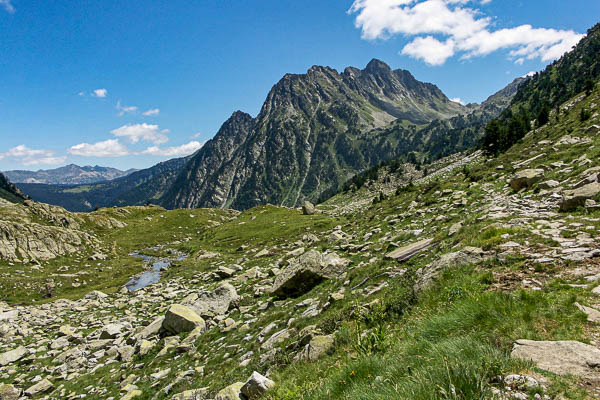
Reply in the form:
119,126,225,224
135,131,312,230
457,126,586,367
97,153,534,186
0,0,598,171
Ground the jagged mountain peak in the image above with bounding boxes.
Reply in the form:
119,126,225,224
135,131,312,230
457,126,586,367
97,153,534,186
364,58,393,74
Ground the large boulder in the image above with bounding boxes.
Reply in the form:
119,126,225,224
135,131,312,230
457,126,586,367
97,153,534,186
511,340,600,379
240,371,275,400
215,382,244,400
560,182,600,211
302,201,316,215
270,250,350,298
162,304,206,334
294,335,334,362
99,323,126,339
510,169,544,191
0,346,27,366
186,283,239,318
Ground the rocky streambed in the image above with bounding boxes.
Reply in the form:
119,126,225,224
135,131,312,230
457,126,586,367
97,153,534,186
126,248,187,291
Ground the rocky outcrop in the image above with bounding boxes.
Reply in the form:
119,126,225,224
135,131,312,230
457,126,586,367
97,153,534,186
270,250,350,298
511,340,600,380
0,220,96,262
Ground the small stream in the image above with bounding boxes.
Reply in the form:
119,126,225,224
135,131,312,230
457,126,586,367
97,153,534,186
125,249,186,291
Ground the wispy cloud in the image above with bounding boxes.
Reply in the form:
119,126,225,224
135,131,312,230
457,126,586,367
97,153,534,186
110,123,169,145
0,145,66,166
142,108,160,116
116,100,138,116
142,141,204,157
91,88,108,98
68,139,129,157
349,0,584,66
0,0,15,13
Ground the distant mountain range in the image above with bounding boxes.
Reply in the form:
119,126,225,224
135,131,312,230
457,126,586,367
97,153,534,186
17,59,524,211
3,164,138,185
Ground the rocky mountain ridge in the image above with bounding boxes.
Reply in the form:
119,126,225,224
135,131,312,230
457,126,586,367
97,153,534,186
4,165,138,185
162,59,467,210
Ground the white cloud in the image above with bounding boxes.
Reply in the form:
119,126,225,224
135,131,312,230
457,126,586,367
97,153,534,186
110,123,169,145
92,88,108,98
68,139,129,158
142,141,205,157
0,0,15,13
116,100,138,116
142,108,160,116
402,36,456,66
191,132,203,139
450,97,465,105
0,145,66,166
349,0,584,66
524,71,537,78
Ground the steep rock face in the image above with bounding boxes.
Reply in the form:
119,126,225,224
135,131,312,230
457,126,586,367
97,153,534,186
162,111,255,209
164,59,465,209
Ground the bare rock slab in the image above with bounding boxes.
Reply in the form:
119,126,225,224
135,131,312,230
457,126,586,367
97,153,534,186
511,339,600,379
385,238,435,262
